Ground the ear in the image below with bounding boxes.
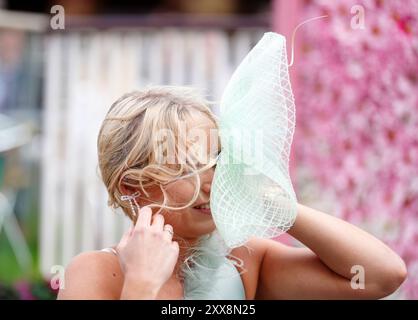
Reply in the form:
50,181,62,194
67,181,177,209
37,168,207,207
119,179,139,197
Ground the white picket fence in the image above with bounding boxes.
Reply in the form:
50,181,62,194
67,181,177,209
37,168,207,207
40,27,266,276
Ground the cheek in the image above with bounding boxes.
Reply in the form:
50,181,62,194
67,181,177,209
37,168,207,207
165,180,198,205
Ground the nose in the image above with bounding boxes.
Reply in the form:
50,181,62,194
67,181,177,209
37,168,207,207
201,181,211,194
201,167,215,194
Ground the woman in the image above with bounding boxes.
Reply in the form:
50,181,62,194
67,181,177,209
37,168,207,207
58,86,407,300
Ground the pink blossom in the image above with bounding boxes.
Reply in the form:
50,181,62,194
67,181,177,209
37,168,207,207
296,0,418,298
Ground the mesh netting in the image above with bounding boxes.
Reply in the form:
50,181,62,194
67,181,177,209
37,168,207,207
210,32,298,248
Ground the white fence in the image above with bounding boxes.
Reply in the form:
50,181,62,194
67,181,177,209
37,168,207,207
40,27,267,276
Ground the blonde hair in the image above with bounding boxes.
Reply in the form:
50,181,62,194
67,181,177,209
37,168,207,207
97,85,219,222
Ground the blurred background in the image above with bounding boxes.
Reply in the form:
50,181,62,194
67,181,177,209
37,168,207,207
0,0,417,299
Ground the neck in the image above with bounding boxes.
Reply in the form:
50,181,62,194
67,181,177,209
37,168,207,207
172,235,203,278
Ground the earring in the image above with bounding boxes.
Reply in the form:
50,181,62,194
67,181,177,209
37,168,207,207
120,191,141,220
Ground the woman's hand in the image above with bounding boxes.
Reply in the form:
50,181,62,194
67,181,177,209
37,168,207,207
116,206,179,298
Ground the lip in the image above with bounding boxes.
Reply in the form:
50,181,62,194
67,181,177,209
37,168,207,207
192,206,212,216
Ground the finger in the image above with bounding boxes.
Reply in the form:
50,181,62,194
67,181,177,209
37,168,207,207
152,213,165,230
135,206,152,230
118,225,133,248
171,241,179,253
162,224,174,241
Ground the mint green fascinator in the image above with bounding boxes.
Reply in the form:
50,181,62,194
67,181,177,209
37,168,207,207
210,32,298,248
182,32,299,299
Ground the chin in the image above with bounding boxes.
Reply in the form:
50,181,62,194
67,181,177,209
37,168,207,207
192,219,217,238
171,209,217,238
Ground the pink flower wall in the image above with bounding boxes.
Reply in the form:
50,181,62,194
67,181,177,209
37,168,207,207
294,0,418,298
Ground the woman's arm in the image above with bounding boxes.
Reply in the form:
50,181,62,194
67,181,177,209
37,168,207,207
255,203,407,299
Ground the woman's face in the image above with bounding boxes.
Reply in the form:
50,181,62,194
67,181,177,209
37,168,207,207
162,163,216,240
142,112,219,240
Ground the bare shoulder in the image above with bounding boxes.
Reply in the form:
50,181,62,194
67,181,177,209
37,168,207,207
231,237,269,260
57,250,124,300
229,237,274,300
232,236,289,261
